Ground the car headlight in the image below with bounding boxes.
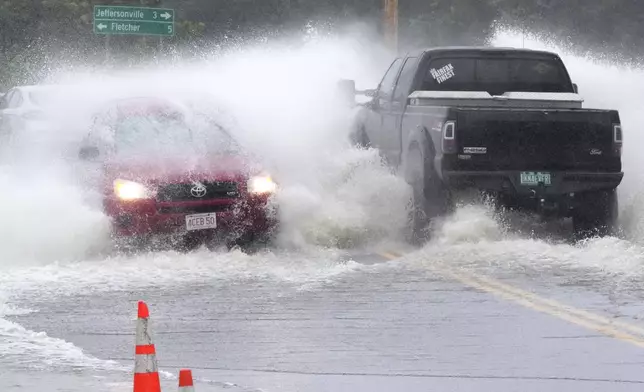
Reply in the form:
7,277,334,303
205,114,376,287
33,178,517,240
247,175,277,195
113,179,155,200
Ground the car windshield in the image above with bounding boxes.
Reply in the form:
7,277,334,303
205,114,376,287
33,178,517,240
421,56,574,94
114,114,192,150
111,110,240,158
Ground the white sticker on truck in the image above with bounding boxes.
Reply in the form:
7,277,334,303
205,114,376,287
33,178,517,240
429,63,455,84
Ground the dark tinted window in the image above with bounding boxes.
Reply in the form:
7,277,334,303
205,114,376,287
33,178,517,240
421,56,573,94
393,57,418,102
378,58,403,98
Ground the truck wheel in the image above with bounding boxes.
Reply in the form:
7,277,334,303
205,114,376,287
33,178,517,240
350,127,371,149
406,148,429,245
572,189,618,240
405,146,450,245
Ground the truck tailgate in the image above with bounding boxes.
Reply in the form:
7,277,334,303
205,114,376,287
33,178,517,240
453,108,621,172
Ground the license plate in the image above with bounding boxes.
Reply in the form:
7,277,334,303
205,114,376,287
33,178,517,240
185,213,217,231
520,171,552,186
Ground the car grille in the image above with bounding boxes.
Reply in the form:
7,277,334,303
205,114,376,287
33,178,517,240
157,204,234,214
156,181,239,202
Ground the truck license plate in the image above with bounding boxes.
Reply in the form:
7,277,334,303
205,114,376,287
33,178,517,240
185,213,217,231
520,172,551,186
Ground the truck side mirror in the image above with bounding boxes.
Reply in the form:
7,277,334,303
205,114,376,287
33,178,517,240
362,89,377,97
336,79,356,106
572,83,579,94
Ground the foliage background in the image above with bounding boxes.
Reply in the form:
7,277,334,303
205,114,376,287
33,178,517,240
0,0,642,88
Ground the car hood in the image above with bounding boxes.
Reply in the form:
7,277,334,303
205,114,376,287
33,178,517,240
103,154,262,184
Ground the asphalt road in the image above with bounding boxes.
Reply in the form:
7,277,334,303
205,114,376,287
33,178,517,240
4,246,644,392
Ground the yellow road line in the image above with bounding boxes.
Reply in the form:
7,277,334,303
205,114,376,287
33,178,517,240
379,251,402,260
384,250,404,258
442,269,644,348
377,250,644,349
471,273,644,337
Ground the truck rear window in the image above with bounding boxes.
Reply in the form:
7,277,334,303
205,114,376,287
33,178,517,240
421,57,573,94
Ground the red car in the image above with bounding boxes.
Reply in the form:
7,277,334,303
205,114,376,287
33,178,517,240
78,97,278,252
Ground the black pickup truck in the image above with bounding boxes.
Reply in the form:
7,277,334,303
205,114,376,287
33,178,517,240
341,47,623,242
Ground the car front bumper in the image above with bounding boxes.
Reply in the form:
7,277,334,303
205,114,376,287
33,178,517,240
104,195,278,240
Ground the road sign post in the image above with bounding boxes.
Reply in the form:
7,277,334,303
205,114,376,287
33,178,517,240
93,5,175,37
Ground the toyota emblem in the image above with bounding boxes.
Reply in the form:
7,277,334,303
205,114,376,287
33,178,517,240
190,182,207,198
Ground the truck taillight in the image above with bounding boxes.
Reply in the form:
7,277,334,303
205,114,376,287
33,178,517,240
613,124,622,143
441,120,457,154
613,124,622,156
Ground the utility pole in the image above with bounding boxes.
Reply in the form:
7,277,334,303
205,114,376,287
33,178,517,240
383,0,398,54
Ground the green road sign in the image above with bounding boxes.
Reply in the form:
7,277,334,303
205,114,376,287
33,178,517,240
93,5,175,36
94,20,174,36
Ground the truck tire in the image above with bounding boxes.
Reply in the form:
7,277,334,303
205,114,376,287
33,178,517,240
405,146,450,245
572,189,618,240
350,127,371,149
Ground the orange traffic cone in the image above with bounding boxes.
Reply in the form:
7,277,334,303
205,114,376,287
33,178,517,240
133,301,161,392
178,369,195,391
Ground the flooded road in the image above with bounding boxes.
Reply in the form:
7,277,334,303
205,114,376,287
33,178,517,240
4,243,644,392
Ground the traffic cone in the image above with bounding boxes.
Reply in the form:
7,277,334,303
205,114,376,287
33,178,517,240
178,369,195,392
133,301,161,392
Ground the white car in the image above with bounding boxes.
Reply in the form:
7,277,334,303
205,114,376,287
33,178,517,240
0,85,61,136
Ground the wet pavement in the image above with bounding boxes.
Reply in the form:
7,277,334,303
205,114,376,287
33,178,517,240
5,249,644,392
